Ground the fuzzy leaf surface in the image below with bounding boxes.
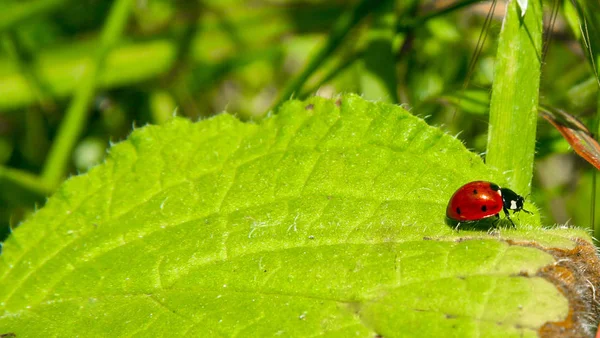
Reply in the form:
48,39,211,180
0,94,586,337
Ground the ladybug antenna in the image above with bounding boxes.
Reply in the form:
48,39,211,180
522,192,533,214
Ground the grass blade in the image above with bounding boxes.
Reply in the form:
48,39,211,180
486,0,543,194
41,0,134,188
0,0,66,34
271,0,388,109
358,1,398,102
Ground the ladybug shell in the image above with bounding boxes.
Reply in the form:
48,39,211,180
446,181,504,221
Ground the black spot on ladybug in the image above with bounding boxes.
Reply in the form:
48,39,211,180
305,104,314,110
472,189,478,194
481,205,487,212
456,207,461,215
489,183,500,191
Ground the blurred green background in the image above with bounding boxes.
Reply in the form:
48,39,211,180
0,0,598,242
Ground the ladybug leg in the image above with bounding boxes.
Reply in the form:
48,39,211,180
503,207,516,228
522,208,533,215
492,214,500,228
454,222,462,231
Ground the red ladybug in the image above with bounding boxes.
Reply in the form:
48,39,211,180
446,181,532,228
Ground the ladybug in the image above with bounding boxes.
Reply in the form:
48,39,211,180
446,181,532,228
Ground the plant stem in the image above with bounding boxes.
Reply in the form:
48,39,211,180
0,0,66,34
359,0,398,103
486,0,543,195
0,40,176,111
1,32,56,112
271,0,389,109
569,0,600,87
41,0,134,188
396,0,482,32
594,93,600,240
299,51,363,99
0,166,52,204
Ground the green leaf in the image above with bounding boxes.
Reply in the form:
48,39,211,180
0,94,595,336
486,0,542,195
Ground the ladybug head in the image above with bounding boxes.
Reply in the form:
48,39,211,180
500,187,532,214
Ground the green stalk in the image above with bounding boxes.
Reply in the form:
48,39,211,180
486,0,543,195
559,0,600,234
567,0,600,87
299,51,363,99
271,0,388,109
396,0,482,32
1,32,56,111
359,0,398,103
594,12,600,242
594,94,600,240
0,0,66,34
301,0,480,102
41,0,134,188
0,166,52,204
